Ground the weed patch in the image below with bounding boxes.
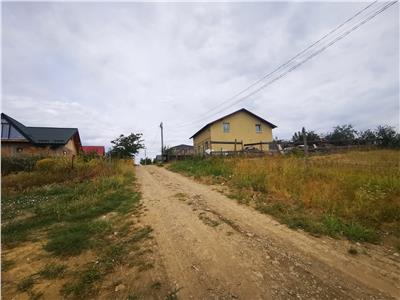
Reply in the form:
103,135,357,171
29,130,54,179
130,226,153,243
44,223,92,256
17,276,35,292
39,264,67,279
62,265,102,299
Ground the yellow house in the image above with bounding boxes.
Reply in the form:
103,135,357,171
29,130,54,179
190,108,277,154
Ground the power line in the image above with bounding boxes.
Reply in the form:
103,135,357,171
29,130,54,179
168,1,395,130
209,1,397,116
172,1,378,127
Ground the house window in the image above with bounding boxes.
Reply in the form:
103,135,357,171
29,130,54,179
255,124,262,133
223,122,230,133
9,126,24,139
1,123,10,139
205,141,209,149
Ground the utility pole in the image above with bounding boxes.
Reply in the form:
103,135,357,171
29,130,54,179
302,127,308,158
160,122,164,161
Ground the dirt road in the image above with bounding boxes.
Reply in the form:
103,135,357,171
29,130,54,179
136,165,400,300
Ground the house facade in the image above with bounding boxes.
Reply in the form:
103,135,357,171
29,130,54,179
190,108,277,154
1,113,82,157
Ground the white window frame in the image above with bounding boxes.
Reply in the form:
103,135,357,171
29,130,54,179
223,122,230,133
255,124,262,133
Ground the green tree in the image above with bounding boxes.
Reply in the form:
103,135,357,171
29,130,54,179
325,124,357,145
108,133,144,158
375,125,400,147
358,129,377,145
292,130,320,143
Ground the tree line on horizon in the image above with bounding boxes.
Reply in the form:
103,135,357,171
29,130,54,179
287,124,399,148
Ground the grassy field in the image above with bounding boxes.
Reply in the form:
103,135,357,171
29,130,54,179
1,157,165,299
168,150,400,248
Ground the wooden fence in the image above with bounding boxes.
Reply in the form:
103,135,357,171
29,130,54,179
210,139,244,154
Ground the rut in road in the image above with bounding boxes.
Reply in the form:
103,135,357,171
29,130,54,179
136,165,400,300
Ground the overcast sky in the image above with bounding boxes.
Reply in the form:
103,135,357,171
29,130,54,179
2,2,399,159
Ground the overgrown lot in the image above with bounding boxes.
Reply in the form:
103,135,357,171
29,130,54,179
1,157,166,299
169,150,400,247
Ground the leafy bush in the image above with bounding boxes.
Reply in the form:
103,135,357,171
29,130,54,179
1,156,43,175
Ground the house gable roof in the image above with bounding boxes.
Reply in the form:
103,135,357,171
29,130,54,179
190,108,277,139
1,113,81,146
169,144,193,150
1,113,31,141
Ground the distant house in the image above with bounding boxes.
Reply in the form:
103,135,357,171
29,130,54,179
82,146,105,156
190,108,277,154
1,113,82,157
167,144,194,160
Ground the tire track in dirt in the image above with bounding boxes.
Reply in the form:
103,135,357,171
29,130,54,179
137,165,400,300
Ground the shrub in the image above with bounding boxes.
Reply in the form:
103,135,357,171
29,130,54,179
35,158,70,173
1,156,43,175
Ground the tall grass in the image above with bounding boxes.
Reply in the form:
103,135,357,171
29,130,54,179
1,157,117,192
169,150,400,243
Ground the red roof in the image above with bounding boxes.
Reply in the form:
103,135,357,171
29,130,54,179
82,146,105,156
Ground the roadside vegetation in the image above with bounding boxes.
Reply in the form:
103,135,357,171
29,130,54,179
169,149,400,247
1,155,164,299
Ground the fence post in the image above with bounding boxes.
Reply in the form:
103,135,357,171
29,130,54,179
234,139,237,154
260,141,263,151
241,140,243,152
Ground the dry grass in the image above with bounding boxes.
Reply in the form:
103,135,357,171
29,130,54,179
169,150,400,244
1,157,118,193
